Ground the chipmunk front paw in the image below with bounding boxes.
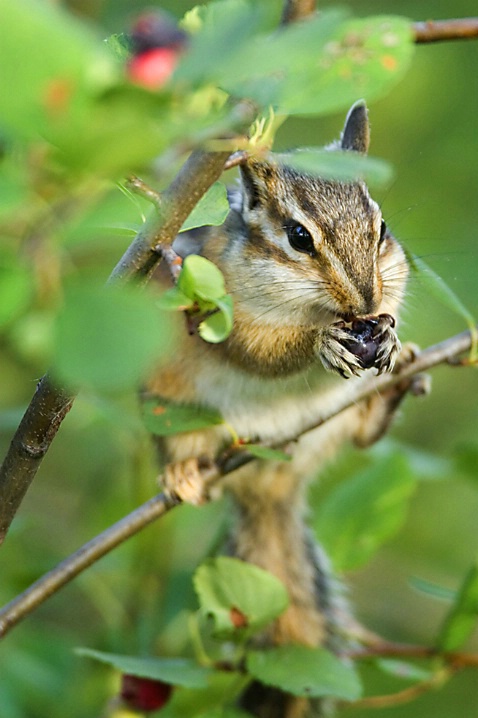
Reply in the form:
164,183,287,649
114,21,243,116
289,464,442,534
317,314,401,379
161,457,212,505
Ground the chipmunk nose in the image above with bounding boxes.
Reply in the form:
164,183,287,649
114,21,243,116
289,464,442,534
342,286,380,318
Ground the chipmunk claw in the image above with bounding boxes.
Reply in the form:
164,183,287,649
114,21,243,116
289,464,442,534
162,457,211,505
317,323,365,378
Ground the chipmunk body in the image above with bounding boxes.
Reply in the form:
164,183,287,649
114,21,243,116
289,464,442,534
147,102,411,717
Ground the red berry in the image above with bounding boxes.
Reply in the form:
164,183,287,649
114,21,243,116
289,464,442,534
127,47,179,89
120,674,173,712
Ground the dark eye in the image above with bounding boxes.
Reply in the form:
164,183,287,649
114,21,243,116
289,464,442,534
285,222,315,256
379,219,387,244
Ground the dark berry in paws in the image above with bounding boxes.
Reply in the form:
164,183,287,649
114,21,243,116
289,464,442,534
341,317,380,369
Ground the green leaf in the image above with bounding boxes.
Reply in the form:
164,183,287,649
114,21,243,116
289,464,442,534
279,16,414,115
314,453,416,571
199,296,234,343
178,255,227,302
75,648,211,688
408,254,477,335
143,398,224,437
375,659,432,682
437,560,478,652
181,182,229,232
52,280,173,393
246,646,362,700
278,150,393,187
245,445,292,462
194,557,289,636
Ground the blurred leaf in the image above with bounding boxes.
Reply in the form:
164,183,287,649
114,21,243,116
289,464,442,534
194,557,289,636
199,295,234,343
278,149,393,186
143,398,223,436
314,453,416,571
76,648,211,688
280,16,414,115
376,659,432,682
178,255,226,302
437,559,478,652
52,280,173,392
246,646,362,700
408,254,477,339
409,576,456,603
373,440,452,481
181,182,229,232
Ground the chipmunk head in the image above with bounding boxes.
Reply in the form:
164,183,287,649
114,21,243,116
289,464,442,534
228,101,407,327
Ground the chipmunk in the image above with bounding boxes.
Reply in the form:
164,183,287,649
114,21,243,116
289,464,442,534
146,101,416,717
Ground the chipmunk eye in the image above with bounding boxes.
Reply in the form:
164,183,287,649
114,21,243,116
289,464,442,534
379,219,387,244
285,222,315,256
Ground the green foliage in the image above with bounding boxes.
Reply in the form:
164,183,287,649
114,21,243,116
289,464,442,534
314,452,416,571
143,398,224,436
181,182,230,232
0,0,477,717
246,646,362,700
194,557,289,636
177,6,414,117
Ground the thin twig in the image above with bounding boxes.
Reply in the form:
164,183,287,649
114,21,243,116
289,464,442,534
223,151,249,171
413,18,478,43
349,641,478,669
0,327,475,637
349,669,450,710
125,175,163,210
0,493,178,638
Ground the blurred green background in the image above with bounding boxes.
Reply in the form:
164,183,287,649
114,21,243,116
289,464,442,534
1,0,478,716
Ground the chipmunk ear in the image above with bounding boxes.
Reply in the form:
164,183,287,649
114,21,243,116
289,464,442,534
240,159,275,211
341,100,370,154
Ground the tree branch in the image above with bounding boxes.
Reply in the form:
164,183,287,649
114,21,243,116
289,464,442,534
0,149,231,547
0,326,475,638
413,18,478,43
